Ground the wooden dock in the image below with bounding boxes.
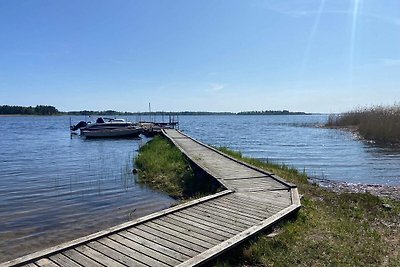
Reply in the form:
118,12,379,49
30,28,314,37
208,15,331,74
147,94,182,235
1,129,301,267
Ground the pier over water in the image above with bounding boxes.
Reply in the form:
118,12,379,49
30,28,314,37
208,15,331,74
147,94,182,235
1,129,300,267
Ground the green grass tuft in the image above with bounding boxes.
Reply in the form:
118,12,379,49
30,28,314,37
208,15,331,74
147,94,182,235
135,136,219,198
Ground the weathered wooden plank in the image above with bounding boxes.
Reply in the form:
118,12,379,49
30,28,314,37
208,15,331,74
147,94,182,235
223,176,284,184
291,188,301,206
136,224,205,253
127,227,199,257
239,191,292,207
172,212,239,235
86,240,146,267
179,209,246,233
222,175,271,180
144,221,213,249
169,129,295,187
177,204,300,267
157,216,227,242
190,205,255,227
215,197,281,215
154,218,221,245
202,201,265,221
74,245,126,267
167,214,233,239
108,234,180,266
217,194,286,212
49,254,83,267
62,249,103,267
209,198,271,218
225,181,287,191
198,202,261,224
34,259,59,267
233,191,291,207
225,193,282,208
98,237,169,267
205,203,268,222
119,230,188,262
189,203,255,227
220,196,283,214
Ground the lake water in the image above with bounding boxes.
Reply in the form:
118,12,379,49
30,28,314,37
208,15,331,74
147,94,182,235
1,115,399,262
178,115,400,186
0,116,175,261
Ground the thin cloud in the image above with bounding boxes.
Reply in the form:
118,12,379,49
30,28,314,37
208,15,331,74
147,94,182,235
207,83,226,92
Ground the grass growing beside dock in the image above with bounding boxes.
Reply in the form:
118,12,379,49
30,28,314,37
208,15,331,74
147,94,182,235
327,104,400,144
213,148,400,267
136,139,400,266
135,136,219,199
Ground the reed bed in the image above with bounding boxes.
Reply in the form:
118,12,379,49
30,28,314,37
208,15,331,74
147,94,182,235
327,104,400,144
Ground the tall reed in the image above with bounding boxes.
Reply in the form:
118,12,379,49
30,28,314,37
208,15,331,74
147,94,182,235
327,104,400,144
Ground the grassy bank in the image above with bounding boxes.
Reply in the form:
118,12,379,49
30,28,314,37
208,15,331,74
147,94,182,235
213,148,400,267
136,139,400,266
135,136,219,199
327,104,400,144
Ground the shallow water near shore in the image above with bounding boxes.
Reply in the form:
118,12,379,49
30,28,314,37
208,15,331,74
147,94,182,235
0,116,176,261
1,114,399,262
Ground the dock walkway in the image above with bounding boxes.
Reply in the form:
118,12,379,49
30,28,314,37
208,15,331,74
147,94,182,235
2,129,301,267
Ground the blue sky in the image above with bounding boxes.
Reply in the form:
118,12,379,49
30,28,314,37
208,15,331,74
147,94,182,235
0,0,399,113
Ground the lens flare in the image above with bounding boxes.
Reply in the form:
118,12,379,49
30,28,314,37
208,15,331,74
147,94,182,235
349,0,363,89
300,0,326,77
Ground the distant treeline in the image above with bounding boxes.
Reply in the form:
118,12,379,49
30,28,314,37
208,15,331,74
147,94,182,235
66,110,234,116
0,105,60,115
1,105,309,116
237,110,309,115
66,110,135,116
69,110,309,116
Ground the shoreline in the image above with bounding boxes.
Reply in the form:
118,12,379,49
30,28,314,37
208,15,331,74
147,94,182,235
311,177,400,201
321,124,400,147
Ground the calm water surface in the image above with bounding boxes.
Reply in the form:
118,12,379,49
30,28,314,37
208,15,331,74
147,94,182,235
179,115,400,186
0,116,175,261
1,114,399,261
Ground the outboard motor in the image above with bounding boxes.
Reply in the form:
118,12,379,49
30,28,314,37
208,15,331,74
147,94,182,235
96,117,105,123
70,121,87,131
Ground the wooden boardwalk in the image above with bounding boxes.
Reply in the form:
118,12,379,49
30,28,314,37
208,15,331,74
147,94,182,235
1,129,301,267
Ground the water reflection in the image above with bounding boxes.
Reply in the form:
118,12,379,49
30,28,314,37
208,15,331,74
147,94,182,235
0,116,175,261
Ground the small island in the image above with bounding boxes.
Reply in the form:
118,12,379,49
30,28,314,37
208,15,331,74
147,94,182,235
237,110,310,115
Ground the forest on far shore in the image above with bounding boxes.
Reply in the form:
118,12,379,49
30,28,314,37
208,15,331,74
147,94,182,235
0,105,60,115
0,105,309,116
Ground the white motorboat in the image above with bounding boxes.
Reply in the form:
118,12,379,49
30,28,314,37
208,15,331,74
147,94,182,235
80,126,142,138
71,117,143,138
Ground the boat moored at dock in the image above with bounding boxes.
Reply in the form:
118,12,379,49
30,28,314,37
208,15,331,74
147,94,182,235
80,126,142,138
70,117,143,138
